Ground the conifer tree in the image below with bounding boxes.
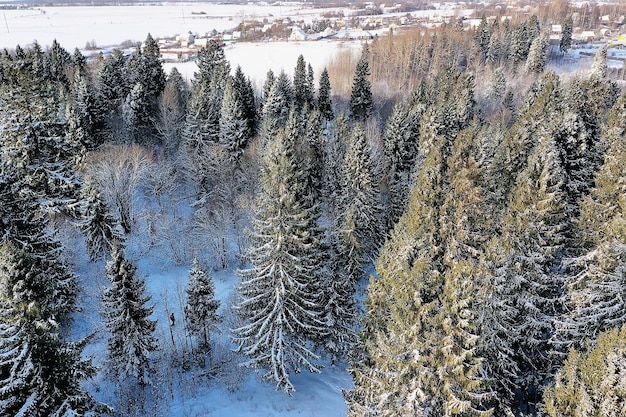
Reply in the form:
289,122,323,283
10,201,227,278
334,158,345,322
0,242,104,416
123,82,151,143
95,48,128,112
556,93,626,353
182,40,231,153
232,65,257,140
301,109,325,204
475,15,491,61
232,129,325,394
590,43,608,80
260,69,275,113
68,68,105,150
156,67,189,155
103,241,157,385
349,57,373,122
185,257,220,351
317,67,334,122
560,16,573,54
293,55,313,110
525,33,549,74
335,123,383,282
544,325,626,417
78,175,124,261
323,111,349,221
0,44,80,318
47,38,72,88
347,130,448,416
489,71,562,210
382,100,421,228
219,78,249,161
482,132,568,413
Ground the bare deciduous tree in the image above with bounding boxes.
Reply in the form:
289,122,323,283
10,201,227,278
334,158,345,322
84,144,152,234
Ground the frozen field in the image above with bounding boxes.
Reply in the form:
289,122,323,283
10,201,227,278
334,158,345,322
0,3,341,50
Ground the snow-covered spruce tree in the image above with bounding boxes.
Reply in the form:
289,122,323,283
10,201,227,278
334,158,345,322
257,71,293,150
182,40,231,161
185,257,220,352
556,93,626,353
488,71,562,212
122,34,166,143
46,38,72,88
122,82,152,143
77,175,124,261
559,16,573,54
232,129,325,394
293,54,314,110
335,123,383,283
95,48,128,115
320,251,358,365
323,111,349,222
481,131,568,414
67,68,105,151
382,100,420,229
0,42,85,211
475,15,491,62
525,32,549,74
590,43,608,80
317,67,334,122
219,78,249,161
102,241,157,385
0,46,80,319
232,65,257,140
543,325,626,417
552,76,616,218
349,56,373,122
259,69,275,113
0,242,106,416
347,121,498,416
347,129,449,416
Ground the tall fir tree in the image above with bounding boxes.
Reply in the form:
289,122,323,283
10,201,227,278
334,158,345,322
525,33,549,74
77,175,124,261
219,78,249,161
481,131,568,414
560,16,573,54
335,123,383,283
317,67,334,122
349,57,373,122
232,65,257,141
102,241,157,385
0,242,105,416
0,44,80,319
185,257,220,352
347,118,451,416
232,129,325,394
544,325,626,417
556,93,626,354
293,54,314,110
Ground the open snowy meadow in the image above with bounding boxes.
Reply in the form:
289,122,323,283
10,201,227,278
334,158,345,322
1,3,366,416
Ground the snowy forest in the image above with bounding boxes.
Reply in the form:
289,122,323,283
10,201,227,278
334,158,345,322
2,3,626,416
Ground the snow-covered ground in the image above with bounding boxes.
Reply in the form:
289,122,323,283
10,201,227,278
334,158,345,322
0,3,341,50
65,195,354,416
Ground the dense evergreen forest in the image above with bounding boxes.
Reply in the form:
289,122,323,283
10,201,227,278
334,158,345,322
1,4,626,416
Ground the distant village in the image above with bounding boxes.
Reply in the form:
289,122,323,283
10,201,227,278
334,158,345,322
153,1,626,62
